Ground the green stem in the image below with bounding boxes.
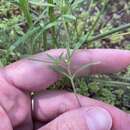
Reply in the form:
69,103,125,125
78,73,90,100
70,77,82,107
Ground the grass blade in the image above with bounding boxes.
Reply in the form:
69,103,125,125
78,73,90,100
87,23,130,43
75,23,130,49
48,0,58,48
19,0,32,27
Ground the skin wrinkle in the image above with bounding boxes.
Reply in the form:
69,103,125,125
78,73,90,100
58,102,68,114
0,97,12,129
34,91,80,122
34,95,53,121
34,91,80,121
33,91,84,121
35,94,64,121
0,73,15,125
0,70,32,128
37,100,50,121
4,92,20,112
57,96,76,117
0,91,25,126
0,105,13,130
0,91,14,112
42,108,90,130
0,67,32,126
60,92,80,109
34,91,130,130
1,68,18,91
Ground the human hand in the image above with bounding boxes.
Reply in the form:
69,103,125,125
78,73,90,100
0,49,130,130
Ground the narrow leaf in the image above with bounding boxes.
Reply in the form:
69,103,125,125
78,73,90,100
19,0,32,27
73,61,100,78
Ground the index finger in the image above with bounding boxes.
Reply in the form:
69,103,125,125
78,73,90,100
2,49,130,91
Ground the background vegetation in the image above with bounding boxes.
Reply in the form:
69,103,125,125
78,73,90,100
0,0,130,111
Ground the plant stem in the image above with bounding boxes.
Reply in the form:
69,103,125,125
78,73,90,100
70,77,82,107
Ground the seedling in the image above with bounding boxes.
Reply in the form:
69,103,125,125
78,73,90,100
29,49,100,106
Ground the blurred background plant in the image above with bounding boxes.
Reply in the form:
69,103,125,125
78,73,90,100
0,0,130,111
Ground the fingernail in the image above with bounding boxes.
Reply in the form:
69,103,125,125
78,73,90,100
85,107,112,130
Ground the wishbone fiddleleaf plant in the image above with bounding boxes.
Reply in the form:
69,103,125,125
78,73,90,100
29,50,100,107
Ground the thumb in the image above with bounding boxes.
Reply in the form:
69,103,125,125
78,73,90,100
38,107,112,130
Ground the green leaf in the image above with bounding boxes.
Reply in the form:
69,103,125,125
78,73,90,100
46,52,65,65
28,57,53,64
63,14,76,21
46,54,57,62
73,61,101,78
44,21,58,30
50,65,70,78
71,0,84,9
29,1,55,7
